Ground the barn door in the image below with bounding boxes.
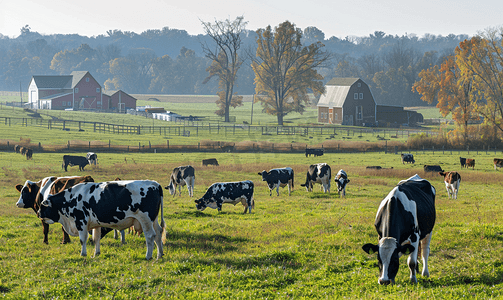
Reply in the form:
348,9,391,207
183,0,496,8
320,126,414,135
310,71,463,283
118,103,125,113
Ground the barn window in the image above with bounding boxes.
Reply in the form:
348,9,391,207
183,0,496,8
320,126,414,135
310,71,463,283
358,83,361,87
62,102,66,106
96,88,100,93
359,93,363,99
354,93,358,99
68,101,72,106
86,77,89,82
75,88,79,93
335,113,338,120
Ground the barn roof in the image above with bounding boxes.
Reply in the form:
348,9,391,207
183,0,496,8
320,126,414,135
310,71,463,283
31,76,73,89
70,71,90,87
317,85,351,107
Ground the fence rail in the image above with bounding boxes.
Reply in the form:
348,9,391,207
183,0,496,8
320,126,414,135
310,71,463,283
0,116,435,139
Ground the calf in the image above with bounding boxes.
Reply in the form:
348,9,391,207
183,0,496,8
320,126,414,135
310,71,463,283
15,175,94,244
423,165,443,172
62,155,89,171
258,167,294,196
494,158,503,170
300,163,331,193
86,152,98,165
334,169,350,197
362,174,436,285
465,158,475,169
401,153,415,164
39,180,165,260
165,165,195,197
195,180,254,214
202,158,219,166
439,171,461,199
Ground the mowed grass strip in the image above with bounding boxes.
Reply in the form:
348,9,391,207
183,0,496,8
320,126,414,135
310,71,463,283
0,151,503,299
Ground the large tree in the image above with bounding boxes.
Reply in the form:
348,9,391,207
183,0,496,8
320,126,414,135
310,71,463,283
201,16,247,122
250,21,331,125
455,30,503,134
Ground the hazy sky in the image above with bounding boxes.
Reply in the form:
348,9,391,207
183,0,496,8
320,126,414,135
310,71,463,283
1,0,502,39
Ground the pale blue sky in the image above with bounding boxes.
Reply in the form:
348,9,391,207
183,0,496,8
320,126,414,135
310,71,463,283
1,0,502,39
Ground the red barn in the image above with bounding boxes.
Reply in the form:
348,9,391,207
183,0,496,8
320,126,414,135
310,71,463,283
28,71,136,112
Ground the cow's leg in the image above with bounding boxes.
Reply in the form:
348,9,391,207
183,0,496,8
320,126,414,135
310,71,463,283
419,233,432,277
92,228,102,257
288,181,292,196
178,184,182,196
42,221,49,244
79,230,89,257
62,226,71,244
406,241,420,284
153,217,164,259
276,181,280,196
114,229,119,239
138,218,156,260
120,230,126,244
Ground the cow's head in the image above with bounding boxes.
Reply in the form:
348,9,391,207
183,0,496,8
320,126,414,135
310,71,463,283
38,192,66,225
15,180,40,209
164,182,176,196
258,170,268,180
362,237,415,285
194,198,207,211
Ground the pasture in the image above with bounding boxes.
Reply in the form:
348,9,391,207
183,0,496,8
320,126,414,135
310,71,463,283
1,150,503,299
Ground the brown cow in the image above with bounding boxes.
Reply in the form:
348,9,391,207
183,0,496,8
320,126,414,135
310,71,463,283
465,158,475,169
439,171,461,199
15,176,94,244
494,158,503,170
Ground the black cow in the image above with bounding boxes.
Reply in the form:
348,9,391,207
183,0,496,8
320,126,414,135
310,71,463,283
195,180,254,214
423,165,443,172
258,167,294,196
401,153,415,164
25,148,33,160
165,165,195,197
39,180,165,260
202,158,219,166
62,155,89,171
86,152,98,165
305,148,324,157
14,145,21,153
300,163,331,193
362,174,436,285
460,157,466,168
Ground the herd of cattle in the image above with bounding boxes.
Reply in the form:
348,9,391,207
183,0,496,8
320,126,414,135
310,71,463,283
11,150,503,285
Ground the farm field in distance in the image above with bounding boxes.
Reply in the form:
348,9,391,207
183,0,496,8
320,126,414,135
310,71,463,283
0,150,502,299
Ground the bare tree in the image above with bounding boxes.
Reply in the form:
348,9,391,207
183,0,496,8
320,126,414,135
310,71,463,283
201,16,247,122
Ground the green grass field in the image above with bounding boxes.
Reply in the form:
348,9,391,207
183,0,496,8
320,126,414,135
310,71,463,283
1,150,503,299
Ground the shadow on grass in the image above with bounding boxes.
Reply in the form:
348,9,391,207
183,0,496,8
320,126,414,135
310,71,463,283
165,229,248,254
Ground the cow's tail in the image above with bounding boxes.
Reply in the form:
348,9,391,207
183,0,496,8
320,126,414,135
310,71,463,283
159,186,167,244
292,171,294,189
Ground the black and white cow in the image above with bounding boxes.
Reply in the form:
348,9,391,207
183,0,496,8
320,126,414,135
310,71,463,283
86,152,98,165
38,180,165,260
401,153,415,164
195,180,254,214
164,165,195,197
334,169,350,197
258,167,294,196
362,174,436,285
62,155,89,171
300,163,331,193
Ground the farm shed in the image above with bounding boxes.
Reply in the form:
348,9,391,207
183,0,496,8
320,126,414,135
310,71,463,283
376,105,423,127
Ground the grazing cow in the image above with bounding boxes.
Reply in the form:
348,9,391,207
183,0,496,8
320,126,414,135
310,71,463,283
439,171,461,199
494,158,503,170
202,158,219,166
258,167,294,196
25,148,33,160
164,165,195,197
305,148,324,157
362,174,436,285
39,180,165,260
62,155,89,171
459,157,467,168
86,152,98,165
465,158,475,169
195,180,254,214
20,146,28,156
300,163,331,193
15,175,94,244
401,153,415,164
423,165,443,172
14,145,21,153
334,169,350,197
366,166,382,170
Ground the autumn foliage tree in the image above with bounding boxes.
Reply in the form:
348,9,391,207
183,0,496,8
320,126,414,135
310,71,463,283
201,16,246,122
250,21,331,125
413,55,477,140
